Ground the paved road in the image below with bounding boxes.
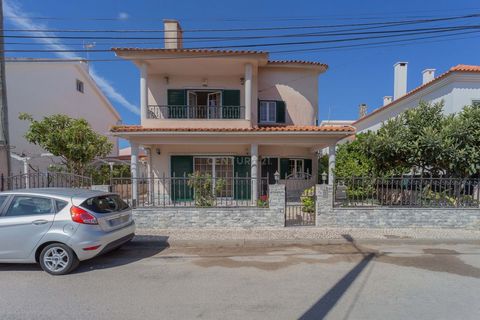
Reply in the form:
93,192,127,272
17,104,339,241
1,239,480,320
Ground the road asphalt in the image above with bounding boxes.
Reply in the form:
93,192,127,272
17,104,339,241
1,238,480,320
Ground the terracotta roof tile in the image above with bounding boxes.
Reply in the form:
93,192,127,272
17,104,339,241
267,60,329,69
112,48,267,55
111,125,354,133
354,64,480,125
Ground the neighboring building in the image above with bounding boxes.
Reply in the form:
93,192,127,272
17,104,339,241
354,63,480,133
110,20,354,202
6,59,121,174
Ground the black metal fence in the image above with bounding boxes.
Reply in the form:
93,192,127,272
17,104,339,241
112,176,269,208
147,105,245,119
334,176,480,208
1,172,92,191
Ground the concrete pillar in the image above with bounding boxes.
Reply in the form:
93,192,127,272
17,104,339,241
130,142,139,206
140,62,148,121
251,143,258,201
328,144,336,186
244,63,253,121
146,148,154,204
23,159,29,189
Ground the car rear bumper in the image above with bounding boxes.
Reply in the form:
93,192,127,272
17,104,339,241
69,221,136,261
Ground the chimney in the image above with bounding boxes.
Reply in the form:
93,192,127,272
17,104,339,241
393,62,408,100
383,96,393,106
359,103,367,118
163,19,183,49
422,69,435,84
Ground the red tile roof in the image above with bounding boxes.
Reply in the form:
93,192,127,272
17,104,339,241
354,64,480,125
111,125,354,133
112,48,267,55
267,60,329,69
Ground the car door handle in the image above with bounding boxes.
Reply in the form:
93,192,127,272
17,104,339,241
32,219,49,225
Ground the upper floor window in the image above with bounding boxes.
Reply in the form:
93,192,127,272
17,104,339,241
259,100,286,124
259,101,276,123
76,79,84,93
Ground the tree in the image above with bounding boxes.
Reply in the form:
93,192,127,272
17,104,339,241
334,133,376,177
336,101,480,177
19,113,113,175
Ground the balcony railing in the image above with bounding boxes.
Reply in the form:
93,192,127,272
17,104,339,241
147,105,245,120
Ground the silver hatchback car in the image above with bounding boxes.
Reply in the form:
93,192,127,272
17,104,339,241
0,188,135,275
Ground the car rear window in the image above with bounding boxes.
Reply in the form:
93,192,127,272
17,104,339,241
0,195,7,208
81,195,129,214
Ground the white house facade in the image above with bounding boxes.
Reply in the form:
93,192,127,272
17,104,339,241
6,59,121,174
354,63,480,133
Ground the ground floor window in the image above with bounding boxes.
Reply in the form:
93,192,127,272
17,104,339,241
194,157,233,197
288,159,304,178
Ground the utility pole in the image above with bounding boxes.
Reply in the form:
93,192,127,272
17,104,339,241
0,0,11,179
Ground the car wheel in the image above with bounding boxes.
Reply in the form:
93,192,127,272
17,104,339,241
39,243,79,275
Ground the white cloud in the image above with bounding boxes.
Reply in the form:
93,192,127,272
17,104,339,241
118,12,129,20
3,0,140,115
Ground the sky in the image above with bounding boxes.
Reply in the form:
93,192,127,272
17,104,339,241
4,0,480,148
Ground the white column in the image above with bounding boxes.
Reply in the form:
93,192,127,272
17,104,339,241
23,159,29,189
130,142,139,206
140,62,148,121
250,143,258,201
328,144,336,186
244,63,253,121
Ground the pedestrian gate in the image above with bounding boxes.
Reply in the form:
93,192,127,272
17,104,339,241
285,173,316,226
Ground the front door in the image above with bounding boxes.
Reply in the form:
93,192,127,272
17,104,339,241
0,195,56,260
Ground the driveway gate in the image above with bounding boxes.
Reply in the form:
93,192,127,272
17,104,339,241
285,173,316,226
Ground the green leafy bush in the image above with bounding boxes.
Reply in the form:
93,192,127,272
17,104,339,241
187,171,225,207
301,187,315,213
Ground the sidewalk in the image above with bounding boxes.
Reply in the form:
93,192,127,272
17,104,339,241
135,227,480,247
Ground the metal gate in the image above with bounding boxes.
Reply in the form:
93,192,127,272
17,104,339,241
285,173,316,226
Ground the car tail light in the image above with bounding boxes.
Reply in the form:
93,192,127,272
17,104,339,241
70,206,98,225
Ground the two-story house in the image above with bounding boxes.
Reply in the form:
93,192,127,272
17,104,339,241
110,20,354,204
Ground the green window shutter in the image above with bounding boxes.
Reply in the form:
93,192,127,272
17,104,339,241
304,159,313,176
280,158,289,179
276,101,286,123
222,90,241,119
234,156,251,200
170,156,193,201
167,89,186,118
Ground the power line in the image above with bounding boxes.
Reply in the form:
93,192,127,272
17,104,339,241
4,12,480,33
4,29,479,62
4,7,480,23
2,25,479,52
2,24,478,42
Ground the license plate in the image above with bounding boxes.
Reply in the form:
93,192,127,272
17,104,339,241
109,215,130,226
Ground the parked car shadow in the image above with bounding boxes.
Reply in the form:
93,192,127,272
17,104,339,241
0,235,170,274
73,235,169,274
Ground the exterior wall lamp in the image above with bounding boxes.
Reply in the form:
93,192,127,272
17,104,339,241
274,171,280,184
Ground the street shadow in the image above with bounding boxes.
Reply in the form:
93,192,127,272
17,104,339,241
73,235,169,273
299,234,375,320
0,235,169,274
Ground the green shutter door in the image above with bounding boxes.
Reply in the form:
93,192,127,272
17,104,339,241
304,159,313,176
222,90,241,119
280,158,290,179
234,156,251,200
276,101,286,123
170,156,193,201
167,89,186,118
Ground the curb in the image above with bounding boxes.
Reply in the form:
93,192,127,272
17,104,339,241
130,235,480,248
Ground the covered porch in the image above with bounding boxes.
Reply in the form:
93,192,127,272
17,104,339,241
110,125,354,207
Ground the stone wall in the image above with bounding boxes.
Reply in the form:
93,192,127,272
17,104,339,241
133,184,285,228
316,185,480,229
